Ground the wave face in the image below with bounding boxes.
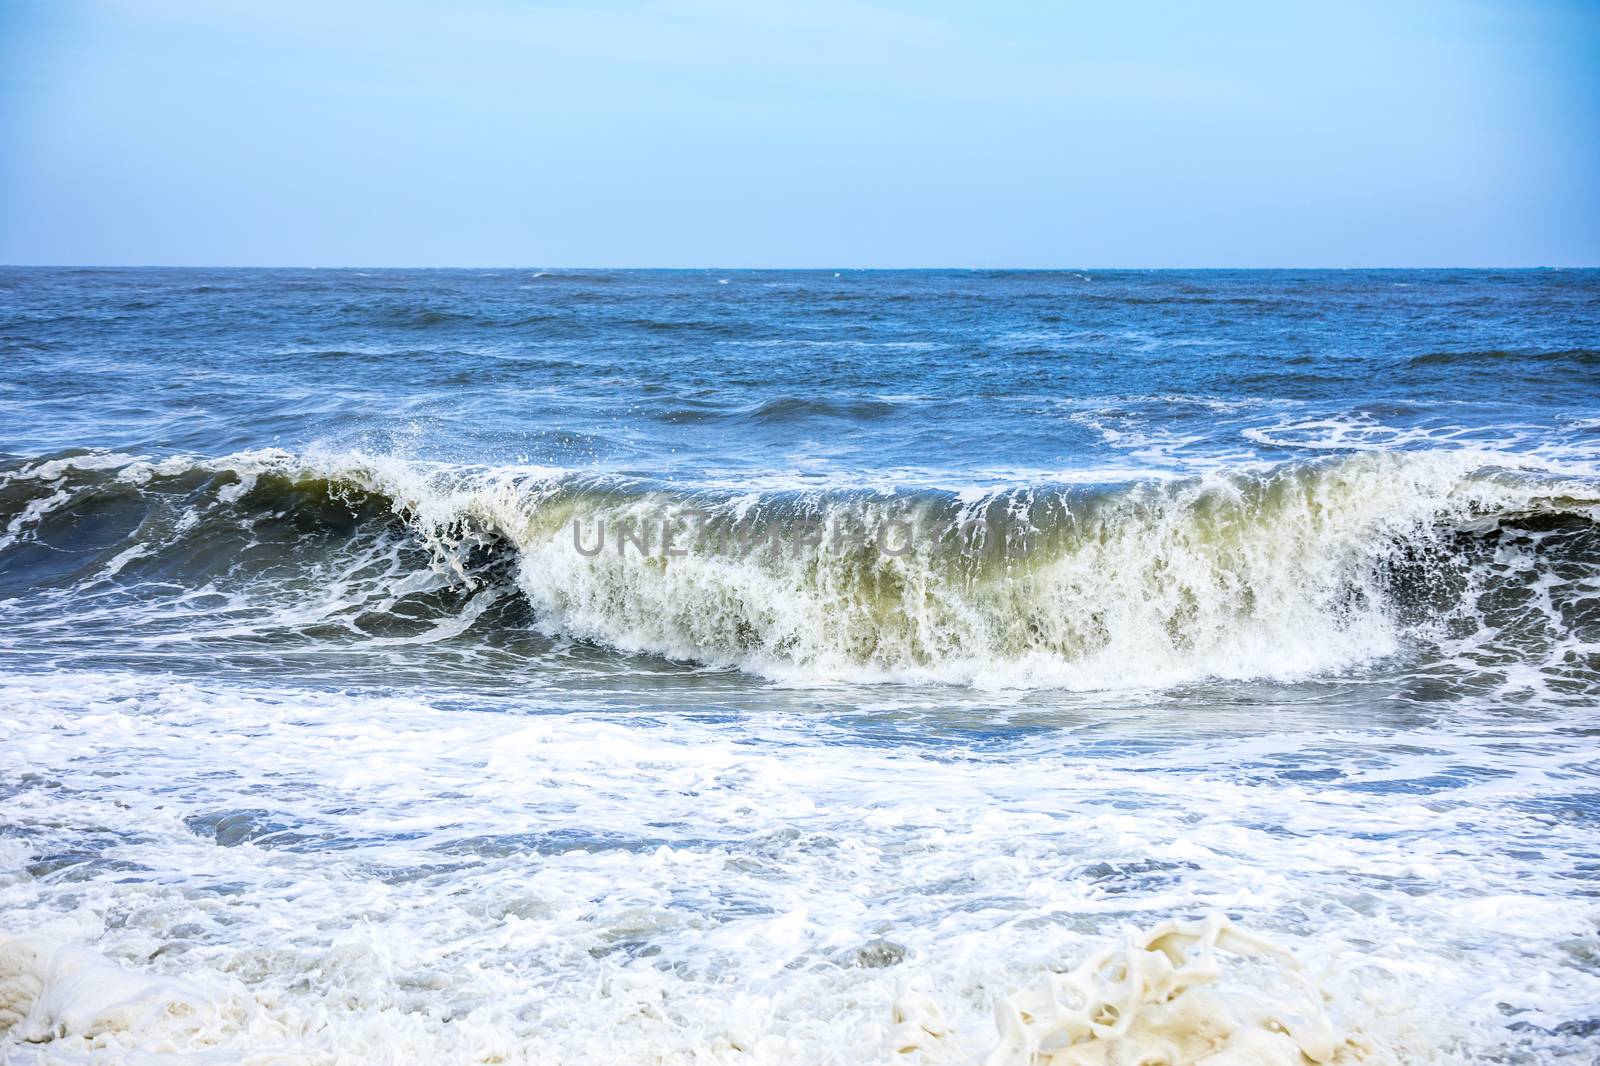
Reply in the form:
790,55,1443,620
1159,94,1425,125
3,447,1595,690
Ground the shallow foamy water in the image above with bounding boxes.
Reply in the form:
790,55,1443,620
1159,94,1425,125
3,671,1598,1062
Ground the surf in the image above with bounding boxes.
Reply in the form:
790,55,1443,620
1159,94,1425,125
2,447,1595,690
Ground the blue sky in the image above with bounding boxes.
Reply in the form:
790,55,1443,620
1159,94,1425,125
2,0,1597,267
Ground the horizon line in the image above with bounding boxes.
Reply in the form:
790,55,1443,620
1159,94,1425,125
3,263,1597,272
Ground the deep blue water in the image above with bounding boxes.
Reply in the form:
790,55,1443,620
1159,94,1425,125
5,267,1597,472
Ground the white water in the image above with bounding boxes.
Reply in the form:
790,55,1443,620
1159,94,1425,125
5,446,1593,690
2,671,1597,1063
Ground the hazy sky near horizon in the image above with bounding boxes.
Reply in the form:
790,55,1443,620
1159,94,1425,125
2,0,1597,267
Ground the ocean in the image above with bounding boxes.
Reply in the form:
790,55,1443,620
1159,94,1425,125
1,267,1597,1063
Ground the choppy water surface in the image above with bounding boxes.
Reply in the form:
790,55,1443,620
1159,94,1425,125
1,268,1598,1063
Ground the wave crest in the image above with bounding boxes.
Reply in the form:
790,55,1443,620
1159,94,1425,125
2,448,1595,689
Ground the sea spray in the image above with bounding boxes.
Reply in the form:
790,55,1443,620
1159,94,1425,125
2,447,1594,688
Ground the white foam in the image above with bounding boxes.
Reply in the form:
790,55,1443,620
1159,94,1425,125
1,671,1596,1062
967,914,1373,1065
0,936,210,1053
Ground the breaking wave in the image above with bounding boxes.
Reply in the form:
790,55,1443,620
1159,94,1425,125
2,447,1596,689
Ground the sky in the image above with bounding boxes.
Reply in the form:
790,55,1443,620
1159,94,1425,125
1,0,1597,267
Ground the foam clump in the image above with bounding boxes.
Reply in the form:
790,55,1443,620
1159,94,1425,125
902,915,1383,1066
0,935,210,1053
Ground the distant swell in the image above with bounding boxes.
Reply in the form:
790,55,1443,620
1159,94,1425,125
1407,348,1600,368
2,448,1596,689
